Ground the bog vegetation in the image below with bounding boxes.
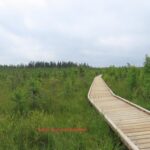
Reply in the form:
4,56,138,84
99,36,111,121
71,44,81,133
0,55,149,150
0,62,125,150
103,55,150,110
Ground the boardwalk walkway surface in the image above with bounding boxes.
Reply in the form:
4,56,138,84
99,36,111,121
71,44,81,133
88,75,150,150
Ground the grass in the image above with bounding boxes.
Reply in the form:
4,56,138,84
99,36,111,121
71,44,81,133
0,67,126,150
102,66,150,110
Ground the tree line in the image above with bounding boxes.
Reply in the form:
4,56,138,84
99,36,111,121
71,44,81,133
0,61,90,68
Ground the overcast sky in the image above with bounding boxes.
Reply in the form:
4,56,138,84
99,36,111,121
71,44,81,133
0,0,150,66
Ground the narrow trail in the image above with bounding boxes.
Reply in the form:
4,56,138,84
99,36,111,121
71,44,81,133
88,75,150,150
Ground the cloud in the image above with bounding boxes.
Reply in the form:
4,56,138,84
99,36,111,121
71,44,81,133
0,0,47,9
0,0,150,66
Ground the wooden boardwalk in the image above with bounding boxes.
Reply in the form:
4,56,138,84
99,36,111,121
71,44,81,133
88,75,150,150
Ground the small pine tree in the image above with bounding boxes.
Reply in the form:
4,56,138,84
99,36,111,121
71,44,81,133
144,55,150,74
12,89,28,115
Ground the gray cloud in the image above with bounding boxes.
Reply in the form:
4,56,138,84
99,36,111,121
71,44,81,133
0,0,150,66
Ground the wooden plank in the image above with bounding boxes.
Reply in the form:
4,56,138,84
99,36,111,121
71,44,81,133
94,101,118,104
93,99,116,102
100,105,130,109
138,143,150,149
115,118,150,123
112,115,148,121
95,100,123,104
88,75,150,150
104,107,136,112
130,134,150,140
123,127,150,134
133,138,150,144
119,121,150,127
111,113,148,118
110,113,146,118
118,120,150,127
110,114,147,120
127,131,150,137
121,124,150,130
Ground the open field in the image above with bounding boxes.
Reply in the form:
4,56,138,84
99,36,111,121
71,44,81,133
0,56,149,150
0,67,126,150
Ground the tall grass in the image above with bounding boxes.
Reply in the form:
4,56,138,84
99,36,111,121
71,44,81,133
103,56,150,110
0,67,126,150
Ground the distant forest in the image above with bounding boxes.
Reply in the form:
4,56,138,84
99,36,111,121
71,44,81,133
0,55,149,69
0,61,90,68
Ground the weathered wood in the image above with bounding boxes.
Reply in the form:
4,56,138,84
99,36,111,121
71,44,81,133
120,123,150,129
88,75,150,150
130,134,150,140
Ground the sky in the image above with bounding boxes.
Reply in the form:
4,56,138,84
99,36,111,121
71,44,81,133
0,0,150,67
